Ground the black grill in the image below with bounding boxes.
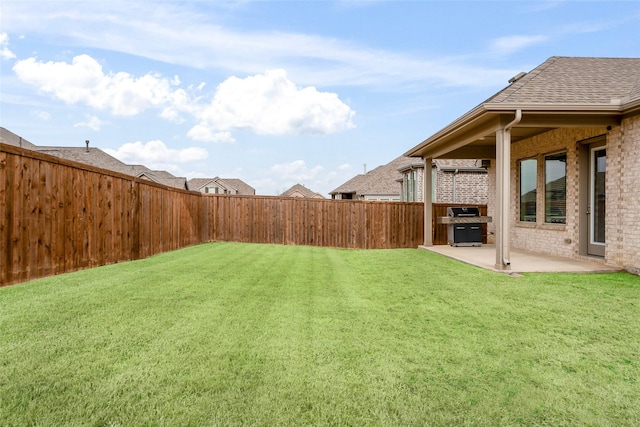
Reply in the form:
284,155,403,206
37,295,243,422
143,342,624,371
447,207,482,246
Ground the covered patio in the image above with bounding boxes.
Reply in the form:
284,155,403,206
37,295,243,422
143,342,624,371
406,57,640,273
420,244,620,274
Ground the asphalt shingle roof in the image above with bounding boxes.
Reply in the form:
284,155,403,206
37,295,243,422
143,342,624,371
487,56,640,106
0,127,37,149
186,178,255,195
1,128,188,190
330,156,419,196
280,183,324,198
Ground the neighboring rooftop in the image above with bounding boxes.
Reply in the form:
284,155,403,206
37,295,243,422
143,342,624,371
187,177,255,196
0,127,37,149
280,184,325,199
1,127,188,190
330,156,418,199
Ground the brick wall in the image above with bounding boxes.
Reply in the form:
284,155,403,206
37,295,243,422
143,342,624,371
434,169,488,204
613,115,640,272
509,127,606,259
488,121,640,271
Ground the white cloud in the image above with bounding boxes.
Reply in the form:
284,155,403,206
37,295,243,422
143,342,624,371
11,53,355,142
0,2,517,89
270,160,324,182
0,32,16,59
490,35,549,55
187,125,236,143
73,115,105,131
189,69,355,142
264,160,354,196
12,54,190,116
30,109,51,121
105,140,208,171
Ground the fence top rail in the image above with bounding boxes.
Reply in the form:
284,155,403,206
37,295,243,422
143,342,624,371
203,193,424,205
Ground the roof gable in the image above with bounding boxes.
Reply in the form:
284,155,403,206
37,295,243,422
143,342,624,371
281,183,323,198
186,177,255,195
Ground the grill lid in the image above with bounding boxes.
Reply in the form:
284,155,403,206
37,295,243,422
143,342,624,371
447,206,481,217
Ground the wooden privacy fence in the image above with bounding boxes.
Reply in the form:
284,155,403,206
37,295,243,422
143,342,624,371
202,195,423,249
1,144,202,287
1,144,427,286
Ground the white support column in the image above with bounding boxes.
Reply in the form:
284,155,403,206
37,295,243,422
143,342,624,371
423,157,433,247
495,128,511,270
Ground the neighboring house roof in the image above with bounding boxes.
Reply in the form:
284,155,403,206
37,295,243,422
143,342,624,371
187,177,255,195
280,184,325,198
36,146,134,175
0,127,37,149
333,157,488,198
36,146,188,190
1,128,188,190
223,179,255,195
406,56,640,159
330,156,418,197
136,170,188,190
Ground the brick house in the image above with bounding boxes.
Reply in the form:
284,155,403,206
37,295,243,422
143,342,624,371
398,159,488,203
187,177,255,195
405,56,640,273
332,156,487,202
280,184,325,199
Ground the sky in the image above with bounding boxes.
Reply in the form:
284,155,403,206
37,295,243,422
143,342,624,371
1,1,639,196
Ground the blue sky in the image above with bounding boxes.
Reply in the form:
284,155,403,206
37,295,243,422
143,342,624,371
1,1,639,196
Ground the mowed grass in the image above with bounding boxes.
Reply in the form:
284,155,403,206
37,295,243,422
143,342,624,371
1,243,639,426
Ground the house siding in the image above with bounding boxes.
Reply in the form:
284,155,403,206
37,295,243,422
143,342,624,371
488,121,640,270
509,127,606,259
434,169,488,205
612,115,640,272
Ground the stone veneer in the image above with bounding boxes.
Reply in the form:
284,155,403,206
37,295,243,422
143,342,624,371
485,115,640,272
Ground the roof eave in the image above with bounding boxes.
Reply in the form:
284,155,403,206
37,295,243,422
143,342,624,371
405,102,626,159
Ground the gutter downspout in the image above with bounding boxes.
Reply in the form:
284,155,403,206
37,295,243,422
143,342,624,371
505,109,522,131
496,110,522,269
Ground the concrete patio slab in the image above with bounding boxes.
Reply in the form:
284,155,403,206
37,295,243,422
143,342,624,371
419,244,620,274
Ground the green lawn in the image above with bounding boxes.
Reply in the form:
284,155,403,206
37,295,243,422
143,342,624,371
1,242,639,426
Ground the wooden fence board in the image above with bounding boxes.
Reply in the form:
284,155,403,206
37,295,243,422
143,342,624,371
13,153,26,282
0,150,8,285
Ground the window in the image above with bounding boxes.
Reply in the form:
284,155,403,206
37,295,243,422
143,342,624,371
412,170,418,201
519,159,537,222
403,170,418,202
545,152,567,224
404,174,410,201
